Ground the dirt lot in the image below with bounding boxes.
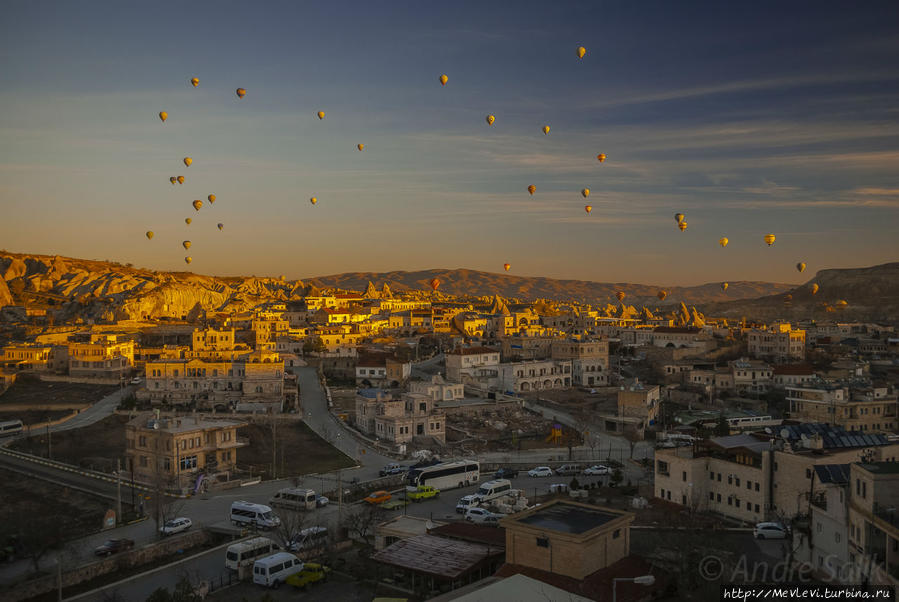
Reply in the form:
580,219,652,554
10,414,128,473
446,407,584,454
0,374,117,407
525,387,619,414
238,420,356,479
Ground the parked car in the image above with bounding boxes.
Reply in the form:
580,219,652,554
363,490,391,505
583,465,612,476
129,377,142,385
555,464,583,476
528,466,553,478
315,495,329,508
379,463,405,477
494,467,519,479
94,539,134,557
160,517,192,536
456,494,479,514
406,485,440,502
465,507,497,524
286,562,331,589
754,522,788,540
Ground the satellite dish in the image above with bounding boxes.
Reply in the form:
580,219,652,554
764,427,772,435
780,428,790,439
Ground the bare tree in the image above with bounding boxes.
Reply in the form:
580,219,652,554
148,460,185,537
271,507,314,551
341,504,387,548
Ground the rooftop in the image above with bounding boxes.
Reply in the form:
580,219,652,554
371,534,503,580
858,462,899,475
428,521,506,548
514,501,624,535
448,346,499,356
779,423,891,449
128,414,247,434
814,464,851,484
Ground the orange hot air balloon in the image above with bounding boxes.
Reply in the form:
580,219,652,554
657,290,668,301
597,153,606,163
177,176,185,184
170,176,177,185
486,115,495,126
317,111,325,120
357,143,364,151
721,282,729,292
429,278,440,291
159,111,167,123
764,233,776,246
184,257,192,264
182,240,191,250
581,188,590,198
310,197,317,205
678,221,688,231
183,157,192,167
527,185,536,195
784,294,793,302
208,194,216,204
146,231,154,240
796,262,806,273
185,218,192,225
190,77,199,87
542,125,550,135
439,74,448,86
615,291,626,302
576,46,586,59
192,200,202,211
236,88,246,98
810,283,819,295
584,205,592,214
503,263,511,272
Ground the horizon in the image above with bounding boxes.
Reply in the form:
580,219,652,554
2,2,898,286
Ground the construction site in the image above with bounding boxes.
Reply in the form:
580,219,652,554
444,407,583,456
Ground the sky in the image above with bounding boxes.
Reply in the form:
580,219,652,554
1,0,897,286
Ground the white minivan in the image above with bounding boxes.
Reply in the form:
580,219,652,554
473,479,512,504
252,552,304,588
231,501,281,529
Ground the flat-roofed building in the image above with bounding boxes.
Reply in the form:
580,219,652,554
551,338,609,387
747,322,806,361
847,462,899,587
498,359,571,393
787,383,897,433
617,378,660,428
445,346,500,386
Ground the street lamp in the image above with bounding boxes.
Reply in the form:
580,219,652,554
613,575,655,602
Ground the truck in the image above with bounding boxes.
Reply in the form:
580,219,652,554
286,562,331,589
405,485,440,502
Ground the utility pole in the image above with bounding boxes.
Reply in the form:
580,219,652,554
271,418,277,480
116,458,122,524
47,422,51,459
337,470,343,528
57,560,62,602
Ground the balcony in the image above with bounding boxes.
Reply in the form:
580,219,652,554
873,503,899,529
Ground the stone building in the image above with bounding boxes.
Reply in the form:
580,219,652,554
445,347,500,387
787,383,898,433
497,359,571,393
747,322,806,361
550,338,609,387
617,379,660,428
355,390,446,445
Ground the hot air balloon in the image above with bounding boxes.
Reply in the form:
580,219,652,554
183,157,192,167
810,283,819,295
597,153,606,163
439,74,448,86
429,278,440,291
170,176,177,185
784,294,793,302
217,223,224,231
310,197,317,205
527,185,536,195
719,237,729,248
585,205,592,214
159,111,167,123
764,234,776,246
486,115,495,126
190,77,199,87
184,257,192,265
674,213,684,223
796,262,806,273
357,143,364,151
208,194,216,204
177,176,185,184
657,290,668,301
317,111,325,120
576,46,586,59
183,241,191,250
542,125,550,135
503,263,511,272
146,231,154,240
185,218,192,225
721,282,729,292
581,188,590,198
192,200,202,211
836,300,848,309
677,221,688,231
236,88,246,98
615,291,626,302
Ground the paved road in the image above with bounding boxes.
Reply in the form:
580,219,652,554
410,353,444,380
51,384,134,433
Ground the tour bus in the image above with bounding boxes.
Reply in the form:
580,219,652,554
0,420,24,438
269,488,317,511
252,552,303,588
472,479,512,504
225,537,280,571
407,460,480,491
230,501,281,529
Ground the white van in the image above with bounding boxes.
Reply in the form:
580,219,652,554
269,488,317,511
288,526,329,553
231,501,281,529
225,537,280,571
252,552,303,588
473,479,512,504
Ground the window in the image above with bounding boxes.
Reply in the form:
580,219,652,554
613,529,621,539
139,456,148,467
735,477,740,487
536,537,549,548
682,471,687,482
179,455,197,471
746,480,752,490
709,492,714,500
755,504,760,513
717,473,722,482
755,482,760,492
717,494,721,502
728,475,733,485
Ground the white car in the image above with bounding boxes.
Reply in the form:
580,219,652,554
456,494,479,514
130,377,142,385
528,466,553,477
160,517,192,536
465,507,497,524
315,495,329,508
754,522,788,540
583,465,612,476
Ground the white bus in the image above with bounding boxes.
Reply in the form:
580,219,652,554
407,460,480,491
0,420,24,438
225,536,280,571
269,488,316,511
230,501,281,529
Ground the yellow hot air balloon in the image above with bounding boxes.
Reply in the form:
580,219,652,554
217,223,224,231
764,233,776,246
192,200,202,211
185,218,192,225
796,262,806,273
678,221,688,231
719,237,729,248
721,282,729,292
674,213,684,223
190,77,199,87
177,176,185,184
146,231,154,240
236,88,246,98
183,240,191,250
836,300,848,309
597,153,606,163
486,115,495,126
208,194,216,204
310,197,317,205
542,125,550,135
576,46,586,59
357,143,364,151
584,205,592,214
615,291,626,302
503,263,511,272
184,256,192,265
317,111,325,120
429,278,440,291
439,74,448,86
159,111,168,123
183,157,192,167
784,294,793,302
657,290,667,301
527,185,536,195
810,283,819,295
581,188,590,198
170,176,177,185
